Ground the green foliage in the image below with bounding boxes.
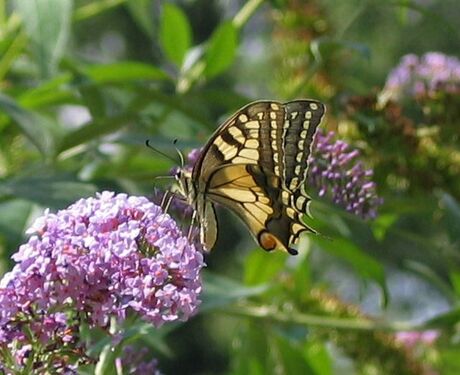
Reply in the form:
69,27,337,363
203,21,238,79
13,0,73,78
159,3,192,67
1,0,459,373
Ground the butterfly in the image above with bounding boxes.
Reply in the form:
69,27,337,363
175,100,325,255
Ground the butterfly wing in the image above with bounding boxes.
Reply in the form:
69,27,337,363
193,100,325,254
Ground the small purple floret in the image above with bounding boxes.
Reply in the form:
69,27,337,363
384,52,460,99
308,131,383,219
0,192,204,367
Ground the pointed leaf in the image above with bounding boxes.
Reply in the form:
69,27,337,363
201,272,268,311
204,22,238,78
244,250,288,286
0,173,97,209
85,62,168,83
439,193,460,244
14,0,73,78
159,3,192,66
0,199,33,255
0,93,57,158
313,236,388,304
125,0,154,38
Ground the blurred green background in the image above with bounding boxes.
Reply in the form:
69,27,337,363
1,0,460,374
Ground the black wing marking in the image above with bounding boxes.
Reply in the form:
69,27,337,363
192,100,325,254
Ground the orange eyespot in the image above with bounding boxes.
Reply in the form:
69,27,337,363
259,231,277,251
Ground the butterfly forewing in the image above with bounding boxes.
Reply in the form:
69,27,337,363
190,100,325,254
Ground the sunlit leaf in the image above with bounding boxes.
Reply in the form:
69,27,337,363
311,36,371,63
304,341,333,375
313,236,388,304
125,0,154,38
85,62,169,83
439,192,460,245
57,113,133,153
0,173,97,209
231,323,267,375
273,334,318,375
0,199,33,257
424,308,460,329
0,93,58,158
18,73,74,108
244,250,288,286
201,271,268,311
371,213,398,241
450,271,460,297
159,3,192,67
14,0,73,78
204,22,238,79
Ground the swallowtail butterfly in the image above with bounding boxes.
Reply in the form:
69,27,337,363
176,100,325,255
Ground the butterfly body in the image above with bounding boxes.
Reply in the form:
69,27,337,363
176,100,325,255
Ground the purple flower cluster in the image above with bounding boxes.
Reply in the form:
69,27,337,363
384,52,460,99
116,346,162,375
308,131,383,219
395,330,439,349
0,192,204,369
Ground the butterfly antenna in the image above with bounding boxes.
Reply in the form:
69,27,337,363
145,139,179,165
173,139,185,168
153,175,175,181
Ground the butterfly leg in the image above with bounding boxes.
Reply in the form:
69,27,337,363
187,209,197,241
159,190,169,210
162,191,174,214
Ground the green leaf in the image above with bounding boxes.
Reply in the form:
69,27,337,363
244,250,288,286
84,62,169,83
232,322,270,375
0,93,57,158
18,73,74,108
125,0,154,38
424,307,460,329
371,213,398,241
57,113,133,153
14,0,73,78
204,21,238,79
310,37,371,63
0,199,33,256
304,341,333,375
201,271,268,311
159,3,192,67
233,323,318,375
450,271,460,297
0,173,98,209
273,334,318,375
439,192,460,245
396,0,410,24
313,236,388,304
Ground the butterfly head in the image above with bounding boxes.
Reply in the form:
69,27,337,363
174,168,196,205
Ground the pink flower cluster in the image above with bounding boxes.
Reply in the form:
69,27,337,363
116,346,162,374
384,52,460,99
395,330,439,349
308,131,383,219
0,192,204,370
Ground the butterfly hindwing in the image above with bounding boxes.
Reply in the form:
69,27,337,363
190,100,325,254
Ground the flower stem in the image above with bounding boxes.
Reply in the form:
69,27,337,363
221,302,422,332
233,0,265,30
